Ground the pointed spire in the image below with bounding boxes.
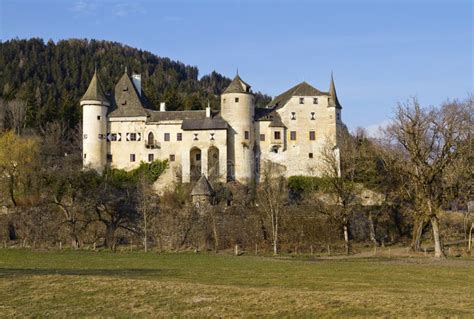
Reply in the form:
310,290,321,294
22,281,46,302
236,67,239,76
81,69,109,104
223,73,252,94
191,175,215,196
329,72,341,109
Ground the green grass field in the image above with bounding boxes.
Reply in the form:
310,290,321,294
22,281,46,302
0,249,473,317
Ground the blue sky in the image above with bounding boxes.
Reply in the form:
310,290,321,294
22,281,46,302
1,0,472,132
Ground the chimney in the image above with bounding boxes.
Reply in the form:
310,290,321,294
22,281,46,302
132,74,142,96
160,102,166,112
206,103,211,118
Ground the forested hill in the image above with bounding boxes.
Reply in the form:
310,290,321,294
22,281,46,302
0,38,271,130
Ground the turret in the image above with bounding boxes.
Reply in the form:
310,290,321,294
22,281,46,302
220,74,255,183
80,69,110,173
327,73,342,143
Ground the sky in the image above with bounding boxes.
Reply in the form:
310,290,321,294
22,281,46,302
1,0,472,132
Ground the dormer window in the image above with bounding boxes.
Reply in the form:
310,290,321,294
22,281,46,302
291,112,296,120
313,98,318,104
310,112,315,120
299,97,304,104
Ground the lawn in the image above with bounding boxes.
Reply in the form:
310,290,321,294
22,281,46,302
0,249,473,317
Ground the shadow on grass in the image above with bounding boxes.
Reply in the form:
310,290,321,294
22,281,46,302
0,267,177,279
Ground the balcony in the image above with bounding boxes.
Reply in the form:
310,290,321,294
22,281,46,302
145,141,160,149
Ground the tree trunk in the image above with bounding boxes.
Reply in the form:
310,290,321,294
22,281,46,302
273,212,278,255
430,216,445,258
343,223,351,255
411,218,424,252
9,174,16,207
367,211,378,246
144,210,148,253
104,224,117,250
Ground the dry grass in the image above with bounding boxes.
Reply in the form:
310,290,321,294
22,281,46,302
0,250,473,317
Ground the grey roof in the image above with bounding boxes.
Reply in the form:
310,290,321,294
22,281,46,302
108,72,148,117
191,175,214,196
328,73,342,109
267,81,329,109
182,116,229,130
81,70,109,103
255,107,286,128
147,110,206,122
223,74,252,94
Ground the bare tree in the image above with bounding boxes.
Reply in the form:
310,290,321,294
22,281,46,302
6,99,27,135
137,177,159,252
256,161,287,255
384,98,472,258
319,132,359,255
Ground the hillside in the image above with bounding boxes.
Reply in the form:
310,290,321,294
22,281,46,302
0,38,271,130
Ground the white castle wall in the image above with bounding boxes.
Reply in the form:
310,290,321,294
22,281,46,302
220,92,254,184
81,100,108,172
258,95,341,178
106,118,227,183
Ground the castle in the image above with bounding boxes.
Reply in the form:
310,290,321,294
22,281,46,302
81,70,343,185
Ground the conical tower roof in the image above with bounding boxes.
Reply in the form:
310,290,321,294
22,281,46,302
191,175,215,196
223,74,252,94
328,73,342,109
81,69,109,104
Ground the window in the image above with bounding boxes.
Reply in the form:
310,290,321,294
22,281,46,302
97,115,101,120
193,133,198,141
98,134,104,140
310,112,316,120
299,97,304,104
129,133,137,141
271,145,279,153
107,154,113,162
130,154,136,162
169,154,175,162
309,131,316,140
291,112,296,120
337,113,341,121
210,133,215,141
223,98,226,104
244,131,249,140
274,131,281,140
235,97,239,103
83,134,88,139
313,98,318,104
110,133,118,141
148,154,154,162
260,134,265,141
196,153,201,161
83,153,87,159
177,133,182,141
164,133,170,141
290,131,297,141
147,132,154,145
309,153,314,158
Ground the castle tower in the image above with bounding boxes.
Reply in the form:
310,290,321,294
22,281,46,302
220,74,255,184
80,69,110,173
327,72,342,144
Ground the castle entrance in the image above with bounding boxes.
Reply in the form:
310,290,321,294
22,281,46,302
190,147,202,181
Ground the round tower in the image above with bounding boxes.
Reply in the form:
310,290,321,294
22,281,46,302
80,69,110,173
220,74,255,184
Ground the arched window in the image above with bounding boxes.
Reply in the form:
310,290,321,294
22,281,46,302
147,132,154,146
